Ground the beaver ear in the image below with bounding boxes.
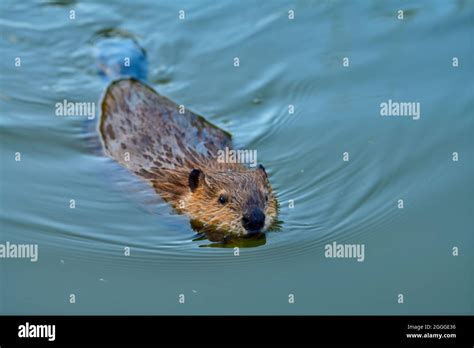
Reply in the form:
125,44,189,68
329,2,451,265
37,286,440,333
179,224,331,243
189,169,203,192
257,164,268,179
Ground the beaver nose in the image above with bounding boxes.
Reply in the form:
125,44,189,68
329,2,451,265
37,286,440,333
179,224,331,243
242,208,265,233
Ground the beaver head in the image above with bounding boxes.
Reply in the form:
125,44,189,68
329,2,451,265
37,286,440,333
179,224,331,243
184,164,278,237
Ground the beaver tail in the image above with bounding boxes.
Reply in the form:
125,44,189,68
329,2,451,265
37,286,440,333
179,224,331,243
93,36,148,82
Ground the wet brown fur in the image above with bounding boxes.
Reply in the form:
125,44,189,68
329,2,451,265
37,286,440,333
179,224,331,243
100,78,278,237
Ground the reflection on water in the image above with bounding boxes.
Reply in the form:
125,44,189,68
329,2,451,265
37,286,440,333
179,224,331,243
194,232,267,248
0,0,473,314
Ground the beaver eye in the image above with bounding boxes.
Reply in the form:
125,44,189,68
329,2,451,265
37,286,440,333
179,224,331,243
265,194,269,202
218,194,228,205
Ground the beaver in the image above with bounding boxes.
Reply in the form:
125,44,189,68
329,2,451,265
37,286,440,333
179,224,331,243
96,38,278,239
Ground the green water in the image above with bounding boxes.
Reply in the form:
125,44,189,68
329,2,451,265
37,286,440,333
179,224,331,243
0,0,473,314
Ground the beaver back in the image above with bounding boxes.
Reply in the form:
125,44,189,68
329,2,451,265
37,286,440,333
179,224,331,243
100,78,233,179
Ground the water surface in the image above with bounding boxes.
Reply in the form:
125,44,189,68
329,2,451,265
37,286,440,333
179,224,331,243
0,0,473,314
